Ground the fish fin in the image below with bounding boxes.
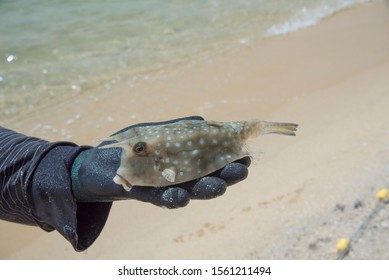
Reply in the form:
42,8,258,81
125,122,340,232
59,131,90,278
244,140,262,164
162,168,176,183
206,120,223,128
261,121,298,136
113,174,133,192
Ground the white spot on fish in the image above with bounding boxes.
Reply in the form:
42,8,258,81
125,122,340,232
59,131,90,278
173,160,179,165
166,142,171,148
175,142,181,148
192,149,199,156
199,138,205,145
212,138,218,145
162,168,176,182
187,141,193,147
184,160,189,165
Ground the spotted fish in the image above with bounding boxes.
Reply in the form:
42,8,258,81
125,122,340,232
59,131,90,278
100,118,298,191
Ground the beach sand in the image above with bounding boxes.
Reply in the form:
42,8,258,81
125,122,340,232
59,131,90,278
1,0,389,259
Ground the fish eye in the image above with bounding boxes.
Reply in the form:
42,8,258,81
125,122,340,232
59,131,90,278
133,142,147,155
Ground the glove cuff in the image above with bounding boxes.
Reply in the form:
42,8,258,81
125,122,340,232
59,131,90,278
71,149,94,201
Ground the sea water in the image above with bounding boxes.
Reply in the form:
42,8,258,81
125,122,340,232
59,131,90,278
0,0,368,122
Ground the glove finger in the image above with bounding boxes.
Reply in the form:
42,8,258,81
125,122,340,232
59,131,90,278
207,157,250,186
234,156,251,168
167,156,250,199
219,162,249,186
186,177,227,200
127,186,190,209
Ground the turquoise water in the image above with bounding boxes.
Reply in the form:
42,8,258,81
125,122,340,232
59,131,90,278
0,0,367,122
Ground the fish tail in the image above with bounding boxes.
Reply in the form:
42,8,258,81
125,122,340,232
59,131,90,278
261,121,298,136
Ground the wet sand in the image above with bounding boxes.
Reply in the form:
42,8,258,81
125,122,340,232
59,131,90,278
2,0,389,259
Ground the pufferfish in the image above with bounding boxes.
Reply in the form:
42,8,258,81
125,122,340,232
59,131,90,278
100,118,298,191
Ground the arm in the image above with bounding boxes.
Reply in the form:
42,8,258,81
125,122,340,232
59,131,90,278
0,126,109,251
0,118,250,251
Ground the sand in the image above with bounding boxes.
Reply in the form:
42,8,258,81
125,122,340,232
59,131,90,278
1,0,389,259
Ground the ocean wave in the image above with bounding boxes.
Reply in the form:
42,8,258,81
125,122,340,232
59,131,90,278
265,0,369,36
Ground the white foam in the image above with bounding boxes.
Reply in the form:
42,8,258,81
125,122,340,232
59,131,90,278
266,0,369,37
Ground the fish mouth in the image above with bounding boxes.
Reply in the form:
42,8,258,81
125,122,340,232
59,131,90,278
113,173,133,192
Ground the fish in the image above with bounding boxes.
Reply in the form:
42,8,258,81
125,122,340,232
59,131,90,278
100,118,298,191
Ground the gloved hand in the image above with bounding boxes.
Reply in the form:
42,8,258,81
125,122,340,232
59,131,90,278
71,116,251,208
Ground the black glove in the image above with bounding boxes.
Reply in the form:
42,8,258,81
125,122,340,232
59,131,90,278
71,116,251,208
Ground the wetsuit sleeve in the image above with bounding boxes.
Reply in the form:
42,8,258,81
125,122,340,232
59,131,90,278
0,126,112,251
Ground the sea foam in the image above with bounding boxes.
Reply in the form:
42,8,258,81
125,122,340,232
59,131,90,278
266,0,369,36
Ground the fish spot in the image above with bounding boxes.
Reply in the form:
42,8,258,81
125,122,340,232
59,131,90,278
223,141,229,147
155,150,161,155
179,171,184,176
167,136,172,141
173,159,179,165
175,142,181,148
192,149,199,156
184,160,189,165
212,139,218,145
199,138,205,145
165,158,170,163
166,142,171,148
187,141,193,147
226,154,232,160
157,134,161,138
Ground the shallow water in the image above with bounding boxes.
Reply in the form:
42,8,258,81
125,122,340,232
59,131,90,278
0,0,367,123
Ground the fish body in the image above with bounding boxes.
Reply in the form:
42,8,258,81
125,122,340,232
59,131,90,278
100,119,298,190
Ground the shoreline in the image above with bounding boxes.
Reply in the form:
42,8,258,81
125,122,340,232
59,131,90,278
2,0,389,259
